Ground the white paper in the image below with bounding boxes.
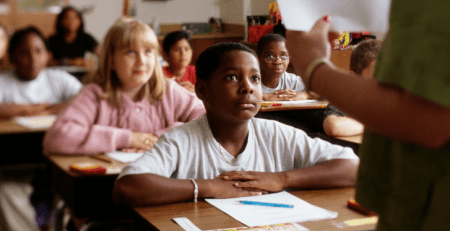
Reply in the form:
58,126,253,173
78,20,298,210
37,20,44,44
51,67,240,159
13,115,57,129
205,222,309,231
172,217,202,231
205,191,337,227
277,0,391,33
106,151,143,163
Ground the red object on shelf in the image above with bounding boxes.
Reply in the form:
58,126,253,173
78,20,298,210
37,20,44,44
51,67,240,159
248,24,274,43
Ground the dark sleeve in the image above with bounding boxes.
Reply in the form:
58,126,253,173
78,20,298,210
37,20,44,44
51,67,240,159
323,104,346,121
82,33,99,52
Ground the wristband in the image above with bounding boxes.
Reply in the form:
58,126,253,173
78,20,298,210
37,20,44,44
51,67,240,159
190,179,198,203
304,57,330,93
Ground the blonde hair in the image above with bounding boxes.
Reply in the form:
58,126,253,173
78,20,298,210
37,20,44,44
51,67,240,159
85,18,165,107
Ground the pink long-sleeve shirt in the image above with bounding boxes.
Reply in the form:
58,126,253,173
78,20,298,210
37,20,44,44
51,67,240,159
43,80,205,155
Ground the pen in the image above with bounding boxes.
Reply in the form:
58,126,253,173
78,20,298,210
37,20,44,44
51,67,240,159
347,199,376,216
238,200,294,208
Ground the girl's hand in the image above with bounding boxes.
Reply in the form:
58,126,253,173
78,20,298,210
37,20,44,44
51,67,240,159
216,171,285,193
130,132,158,151
208,178,267,199
285,15,332,79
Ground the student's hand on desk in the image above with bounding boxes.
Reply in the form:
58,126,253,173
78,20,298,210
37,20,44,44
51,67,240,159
129,132,158,151
217,171,285,192
209,178,267,199
263,90,308,101
178,81,195,92
20,103,52,116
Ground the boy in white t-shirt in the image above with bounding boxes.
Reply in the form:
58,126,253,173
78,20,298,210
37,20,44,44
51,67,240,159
113,42,359,207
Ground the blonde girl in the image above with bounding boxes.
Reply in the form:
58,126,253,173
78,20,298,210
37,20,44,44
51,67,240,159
43,18,205,155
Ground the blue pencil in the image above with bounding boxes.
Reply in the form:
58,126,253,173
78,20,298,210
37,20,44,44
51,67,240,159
238,200,294,208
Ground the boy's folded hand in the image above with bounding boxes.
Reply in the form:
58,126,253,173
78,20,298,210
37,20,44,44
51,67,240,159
209,178,267,199
216,171,285,193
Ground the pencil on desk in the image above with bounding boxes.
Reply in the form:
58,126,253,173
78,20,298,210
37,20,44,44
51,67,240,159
91,154,112,163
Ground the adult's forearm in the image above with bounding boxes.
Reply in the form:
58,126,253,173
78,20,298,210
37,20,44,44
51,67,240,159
308,64,450,149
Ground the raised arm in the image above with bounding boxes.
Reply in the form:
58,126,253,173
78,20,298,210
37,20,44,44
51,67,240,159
323,115,364,137
286,17,450,149
113,174,264,207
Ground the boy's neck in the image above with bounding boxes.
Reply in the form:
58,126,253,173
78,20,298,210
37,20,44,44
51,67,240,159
261,73,282,88
206,113,250,158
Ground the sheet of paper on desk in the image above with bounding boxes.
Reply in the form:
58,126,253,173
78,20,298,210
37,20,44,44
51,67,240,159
277,0,391,33
205,222,308,231
205,191,337,227
14,115,57,129
261,100,326,107
106,151,143,163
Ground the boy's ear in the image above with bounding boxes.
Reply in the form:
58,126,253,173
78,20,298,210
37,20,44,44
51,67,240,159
195,79,208,102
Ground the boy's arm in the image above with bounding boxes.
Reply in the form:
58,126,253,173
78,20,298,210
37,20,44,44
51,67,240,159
0,103,51,119
323,115,364,136
113,173,265,207
217,159,359,192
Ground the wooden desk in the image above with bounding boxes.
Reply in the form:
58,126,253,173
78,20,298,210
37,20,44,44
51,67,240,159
46,155,131,218
256,101,328,134
0,119,48,134
134,187,377,231
0,119,49,166
334,135,363,145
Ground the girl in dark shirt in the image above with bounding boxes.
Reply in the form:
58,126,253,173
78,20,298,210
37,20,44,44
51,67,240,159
48,6,100,68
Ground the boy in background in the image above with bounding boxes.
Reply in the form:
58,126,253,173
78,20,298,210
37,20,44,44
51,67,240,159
257,34,309,101
162,31,196,92
322,39,382,137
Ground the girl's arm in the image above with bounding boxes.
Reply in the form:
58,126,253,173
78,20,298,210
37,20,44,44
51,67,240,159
153,81,206,136
323,115,364,137
43,85,132,155
286,18,450,149
113,173,264,207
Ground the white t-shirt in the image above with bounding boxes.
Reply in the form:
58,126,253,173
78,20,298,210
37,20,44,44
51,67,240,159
0,69,82,104
119,115,358,180
261,72,305,93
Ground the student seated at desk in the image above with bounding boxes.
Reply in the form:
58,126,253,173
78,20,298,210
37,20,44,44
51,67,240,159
47,6,100,68
0,26,82,119
257,34,309,101
322,39,382,137
43,18,205,155
113,42,359,207
0,27,82,231
162,31,196,92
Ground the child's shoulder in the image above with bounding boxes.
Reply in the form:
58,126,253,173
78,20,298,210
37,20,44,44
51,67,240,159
160,115,207,140
250,117,307,136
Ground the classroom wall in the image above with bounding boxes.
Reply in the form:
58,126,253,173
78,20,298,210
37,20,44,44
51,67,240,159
69,0,122,42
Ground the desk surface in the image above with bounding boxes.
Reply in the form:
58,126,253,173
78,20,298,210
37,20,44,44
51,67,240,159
0,119,48,134
333,135,363,145
134,187,377,231
260,101,328,112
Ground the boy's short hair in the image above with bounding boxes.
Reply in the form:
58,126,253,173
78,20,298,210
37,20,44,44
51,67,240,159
350,39,382,75
162,31,191,54
196,42,257,82
8,26,48,56
256,33,286,57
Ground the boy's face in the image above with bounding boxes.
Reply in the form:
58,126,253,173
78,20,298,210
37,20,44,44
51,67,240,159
197,50,262,124
13,33,49,81
360,60,376,79
167,38,192,69
259,41,290,79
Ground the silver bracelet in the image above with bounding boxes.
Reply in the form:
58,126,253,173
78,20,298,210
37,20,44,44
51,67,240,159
190,179,198,203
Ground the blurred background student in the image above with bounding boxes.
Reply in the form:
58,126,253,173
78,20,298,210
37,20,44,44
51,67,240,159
0,22,9,71
257,33,308,101
162,30,196,92
323,39,382,137
0,26,81,231
47,6,100,68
